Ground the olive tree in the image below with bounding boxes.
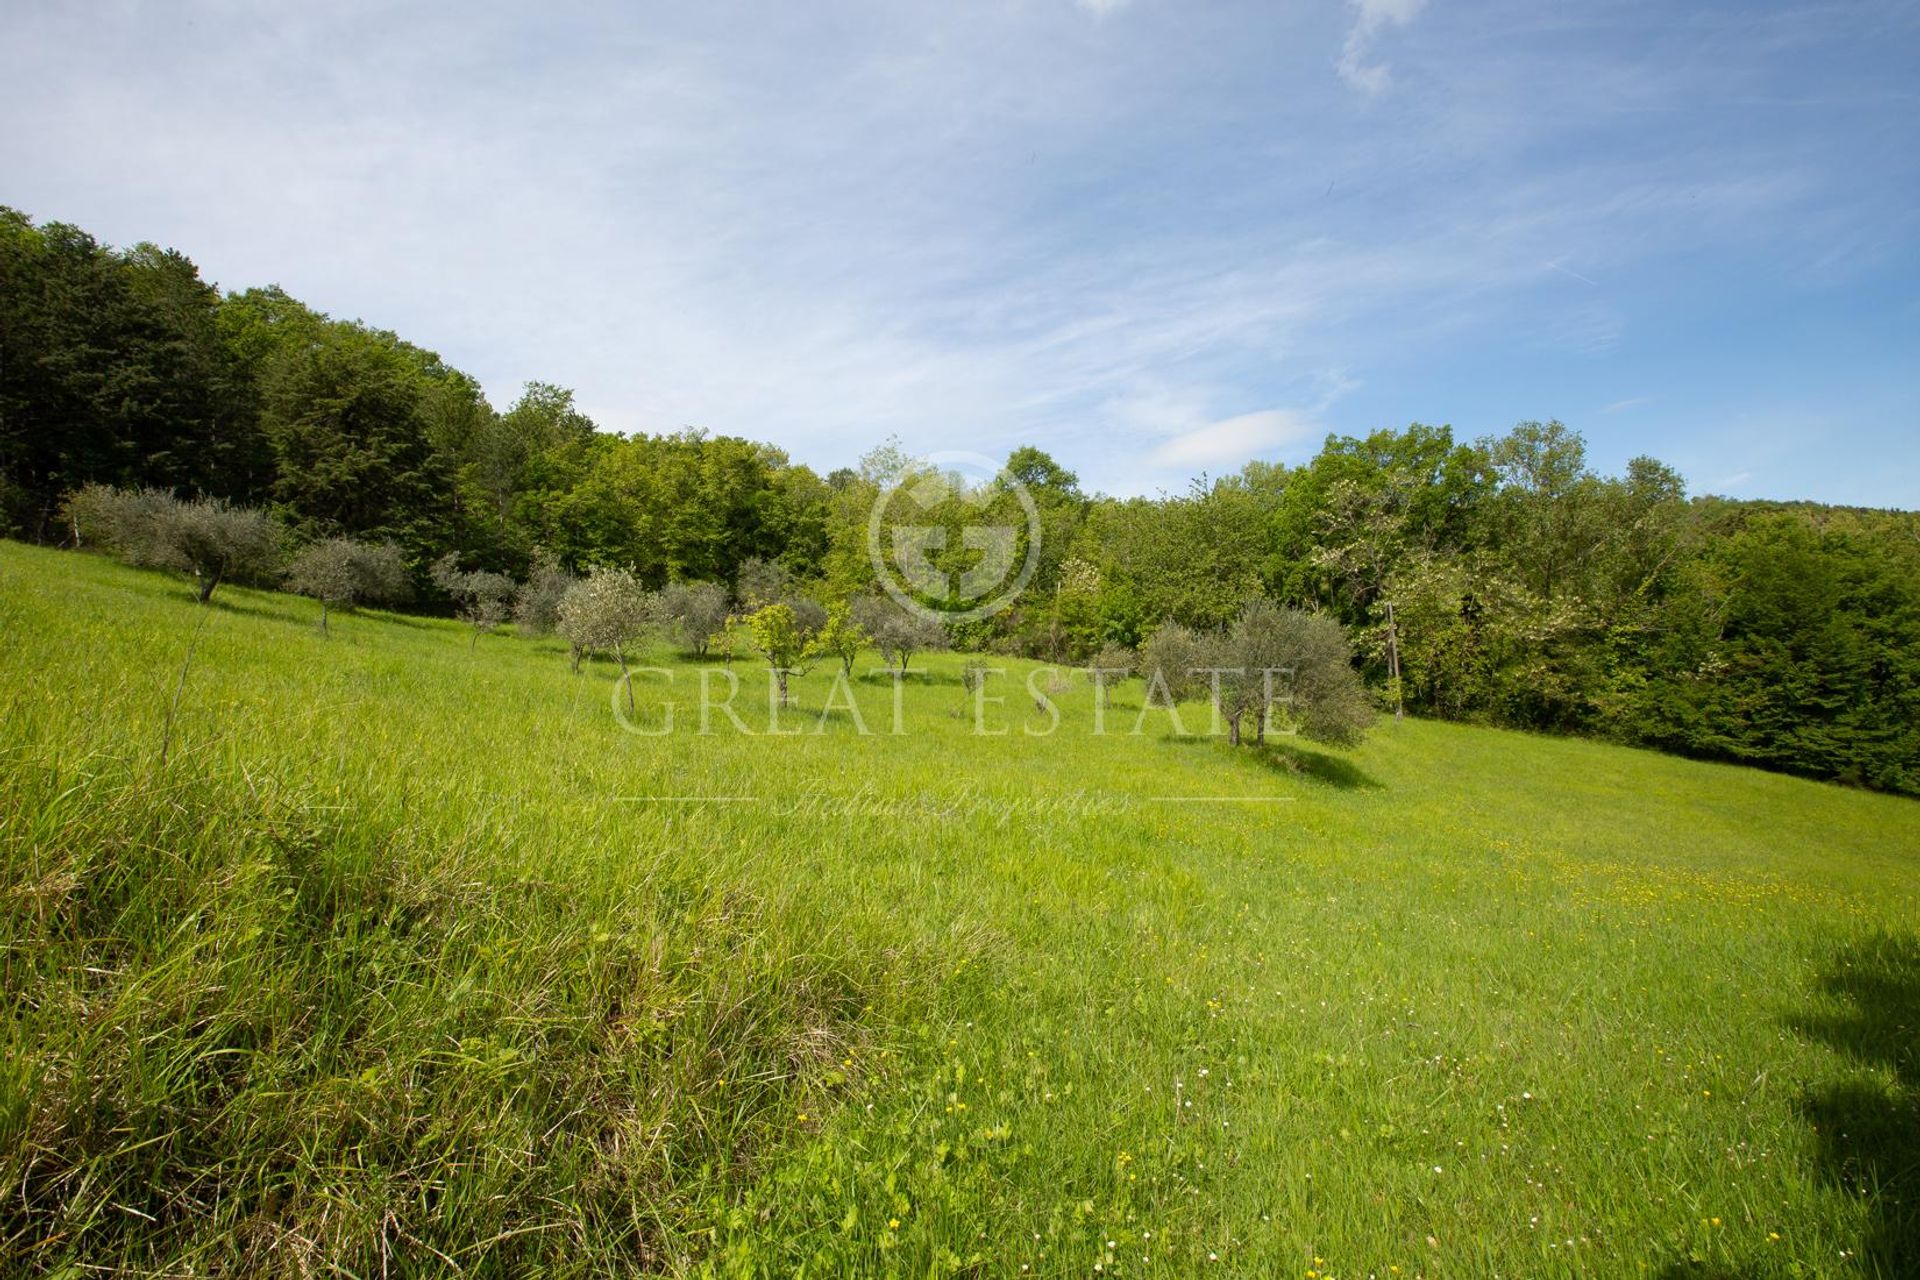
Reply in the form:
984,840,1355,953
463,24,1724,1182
1139,621,1207,705
657,580,730,656
735,556,790,610
1192,601,1372,746
284,537,412,633
786,594,828,641
851,595,946,674
557,566,654,702
514,549,576,637
1089,641,1135,708
431,553,517,649
1249,604,1372,747
66,484,281,603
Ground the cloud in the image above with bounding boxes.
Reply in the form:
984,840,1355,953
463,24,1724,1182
1337,0,1428,94
1601,396,1651,415
1147,409,1319,469
1072,0,1131,14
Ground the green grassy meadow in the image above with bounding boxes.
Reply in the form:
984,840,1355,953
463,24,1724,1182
2,539,1916,1278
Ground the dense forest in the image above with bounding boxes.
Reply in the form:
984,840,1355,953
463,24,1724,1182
3,206,1916,794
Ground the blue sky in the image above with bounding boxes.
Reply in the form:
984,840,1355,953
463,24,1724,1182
3,0,1915,504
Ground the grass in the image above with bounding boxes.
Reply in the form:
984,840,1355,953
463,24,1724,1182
1,539,1916,1278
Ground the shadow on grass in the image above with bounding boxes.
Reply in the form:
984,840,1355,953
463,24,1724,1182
1658,937,1920,1276
857,668,958,687
1787,930,1920,1273
357,608,434,631
1156,733,1385,790
203,594,302,624
1252,739,1384,790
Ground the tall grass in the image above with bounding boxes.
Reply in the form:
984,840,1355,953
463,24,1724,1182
1,541,1915,1276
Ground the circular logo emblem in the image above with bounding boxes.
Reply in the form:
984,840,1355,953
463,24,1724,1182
866,450,1042,623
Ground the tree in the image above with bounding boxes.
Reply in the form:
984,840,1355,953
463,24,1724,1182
258,325,460,564
1003,445,1082,500
1266,424,1489,618
1,212,268,538
513,548,576,637
735,556,790,610
1147,602,1372,747
284,537,412,632
851,596,946,673
1139,620,1207,704
557,566,653,694
1482,420,1606,604
1089,642,1135,708
785,594,828,642
746,603,812,705
1223,600,1372,747
432,553,517,648
811,600,869,676
1048,557,1105,660
657,580,730,656
66,484,280,603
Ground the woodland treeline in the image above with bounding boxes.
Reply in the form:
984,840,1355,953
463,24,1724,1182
4,206,1916,793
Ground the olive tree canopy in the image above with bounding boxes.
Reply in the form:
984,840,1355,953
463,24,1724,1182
851,596,946,673
657,580,730,656
67,484,281,603
558,566,653,697
284,537,412,632
431,553,517,648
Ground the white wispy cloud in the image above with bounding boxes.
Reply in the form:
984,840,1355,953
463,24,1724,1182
1337,0,1428,94
1148,409,1320,469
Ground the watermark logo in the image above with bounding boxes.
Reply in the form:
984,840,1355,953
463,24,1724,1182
867,450,1041,623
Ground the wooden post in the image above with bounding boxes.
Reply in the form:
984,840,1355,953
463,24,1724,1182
1384,600,1404,722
